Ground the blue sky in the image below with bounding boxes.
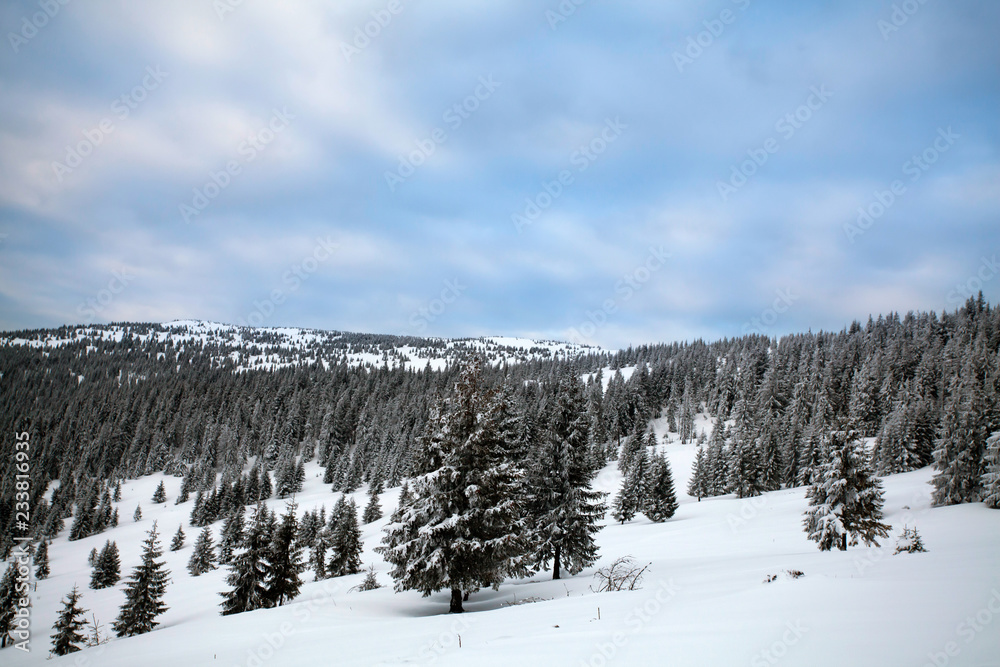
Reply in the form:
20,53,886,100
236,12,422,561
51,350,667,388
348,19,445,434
1,0,997,348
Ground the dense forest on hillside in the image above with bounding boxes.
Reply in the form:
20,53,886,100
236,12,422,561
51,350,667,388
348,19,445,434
1,295,998,559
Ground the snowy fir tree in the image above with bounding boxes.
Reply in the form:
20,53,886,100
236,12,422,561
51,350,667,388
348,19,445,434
643,451,678,522
803,432,891,551
220,503,274,615
50,585,88,656
377,359,529,612
218,507,246,565
893,526,928,554
88,547,98,566
113,522,170,637
362,479,383,524
687,446,709,501
613,448,650,524
90,540,120,589
932,367,995,506
0,563,17,649
35,540,50,579
329,496,363,577
525,371,606,580
267,502,305,607
982,432,1000,509
187,527,218,576
133,504,142,522
152,480,167,504
170,525,186,551
112,481,122,503
310,527,330,580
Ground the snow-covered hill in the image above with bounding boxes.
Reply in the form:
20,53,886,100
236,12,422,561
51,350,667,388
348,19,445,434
9,419,1000,667
0,320,602,372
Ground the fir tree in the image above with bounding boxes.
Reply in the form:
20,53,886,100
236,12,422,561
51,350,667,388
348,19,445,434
329,496,363,578
687,446,709,501
377,360,528,612
170,525,186,551
133,504,142,522
220,503,274,615
187,527,218,576
113,522,170,637
525,372,606,580
0,563,19,649
266,502,304,607
362,480,383,524
152,480,167,504
982,432,1000,509
644,451,678,522
218,508,246,565
50,585,88,656
803,432,891,551
113,481,122,503
90,540,121,589
612,449,650,524
35,540,50,580
310,527,330,580
893,525,928,554
88,547,98,567
932,367,993,506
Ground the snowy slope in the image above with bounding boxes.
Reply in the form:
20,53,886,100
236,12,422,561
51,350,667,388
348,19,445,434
8,425,1000,667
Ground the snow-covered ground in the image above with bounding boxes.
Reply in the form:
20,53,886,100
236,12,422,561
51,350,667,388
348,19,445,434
9,425,1000,667
0,321,599,373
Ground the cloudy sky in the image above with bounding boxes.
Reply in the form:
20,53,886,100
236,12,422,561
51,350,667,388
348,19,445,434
1,0,997,348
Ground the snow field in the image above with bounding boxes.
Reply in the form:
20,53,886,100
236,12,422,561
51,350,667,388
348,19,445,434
8,424,1000,667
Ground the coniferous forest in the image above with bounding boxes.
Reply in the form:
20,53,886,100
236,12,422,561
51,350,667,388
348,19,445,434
1,296,999,647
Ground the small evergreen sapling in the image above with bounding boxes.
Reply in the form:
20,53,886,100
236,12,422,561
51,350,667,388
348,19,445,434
893,526,928,554
50,586,88,656
170,525,186,551
133,504,142,522
152,481,167,504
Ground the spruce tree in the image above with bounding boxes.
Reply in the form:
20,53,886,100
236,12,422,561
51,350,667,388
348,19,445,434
218,507,246,565
687,446,709,501
329,496,362,578
362,480,383,524
220,503,274,615
113,522,170,637
644,451,678,522
612,449,649,524
50,585,88,656
932,373,992,506
170,525,185,551
152,480,167,504
133,504,142,521
0,563,18,648
982,432,1000,509
377,360,528,612
113,481,122,502
526,372,606,580
803,431,891,551
35,540,50,580
266,502,304,606
90,540,121,589
187,527,218,576
88,547,98,567
310,527,330,580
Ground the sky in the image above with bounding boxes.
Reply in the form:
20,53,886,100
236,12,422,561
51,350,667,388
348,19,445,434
0,0,998,349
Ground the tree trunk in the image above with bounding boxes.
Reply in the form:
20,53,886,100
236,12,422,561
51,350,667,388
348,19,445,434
839,534,847,551
553,545,561,580
449,588,464,613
